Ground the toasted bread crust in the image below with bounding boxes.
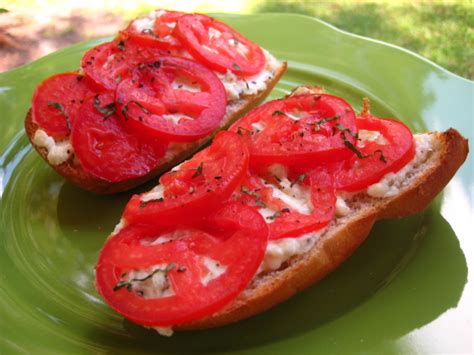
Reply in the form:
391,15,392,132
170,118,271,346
25,61,287,194
177,128,468,330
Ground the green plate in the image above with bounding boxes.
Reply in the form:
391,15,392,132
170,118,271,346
0,13,472,354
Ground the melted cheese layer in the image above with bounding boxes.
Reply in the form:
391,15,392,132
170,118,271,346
32,129,73,165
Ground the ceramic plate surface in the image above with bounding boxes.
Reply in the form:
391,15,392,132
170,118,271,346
0,13,472,354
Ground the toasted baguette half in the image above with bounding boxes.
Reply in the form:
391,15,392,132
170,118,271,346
25,61,287,194
174,92,468,330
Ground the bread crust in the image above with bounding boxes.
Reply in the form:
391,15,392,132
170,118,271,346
177,128,468,330
25,61,287,194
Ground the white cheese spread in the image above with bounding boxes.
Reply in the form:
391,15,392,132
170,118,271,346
367,133,435,198
111,218,127,236
141,184,164,203
171,76,201,92
335,196,350,217
32,129,73,165
285,110,306,121
152,326,174,337
358,129,388,147
262,178,313,215
217,49,280,101
122,264,175,299
132,9,165,33
251,122,265,132
141,229,191,246
259,230,324,273
268,164,288,180
200,256,227,285
162,113,193,125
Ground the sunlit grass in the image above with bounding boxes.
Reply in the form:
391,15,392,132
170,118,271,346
2,0,472,79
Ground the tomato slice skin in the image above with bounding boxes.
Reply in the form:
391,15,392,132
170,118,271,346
332,114,415,191
119,10,185,50
233,169,335,240
124,131,249,226
115,56,226,142
81,40,166,91
175,14,265,76
95,202,268,327
230,94,358,168
71,92,167,182
31,72,97,138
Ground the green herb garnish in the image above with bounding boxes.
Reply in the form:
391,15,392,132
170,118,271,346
290,173,307,187
266,211,281,220
232,63,241,71
113,263,176,292
147,60,161,68
47,101,71,129
313,115,340,132
117,40,125,51
93,95,116,118
236,126,253,136
192,162,204,179
343,138,387,162
240,186,266,208
334,123,358,138
272,110,286,116
121,101,150,120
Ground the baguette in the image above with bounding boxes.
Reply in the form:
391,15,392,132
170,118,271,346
172,90,468,331
24,61,287,194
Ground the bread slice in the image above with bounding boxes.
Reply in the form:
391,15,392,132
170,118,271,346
25,61,287,194
173,98,468,331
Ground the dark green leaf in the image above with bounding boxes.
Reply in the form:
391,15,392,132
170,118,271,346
113,263,176,292
272,110,286,116
47,101,71,129
290,173,307,187
232,63,241,71
192,162,204,179
93,95,116,118
343,139,386,162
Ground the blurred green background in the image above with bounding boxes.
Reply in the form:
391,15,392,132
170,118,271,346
1,0,473,79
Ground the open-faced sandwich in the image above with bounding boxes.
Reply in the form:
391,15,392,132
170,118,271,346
94,86,469,336
25,10,287,193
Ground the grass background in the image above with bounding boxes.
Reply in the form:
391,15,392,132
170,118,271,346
1,0,473,79
254,0,474,80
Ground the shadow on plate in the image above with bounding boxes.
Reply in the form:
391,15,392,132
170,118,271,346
84,204,467,354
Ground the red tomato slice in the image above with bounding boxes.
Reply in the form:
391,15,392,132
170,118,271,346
124,131,249,226
119,10,184,50
31,72,97,138
332,113,415,191
81,40,166,90
175,14,265,76
95,202,268,327
230,94,358,167
233,170,335,240
115,56,226,142
71,92,167,182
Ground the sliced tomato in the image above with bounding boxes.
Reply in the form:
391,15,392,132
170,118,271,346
175,14,265,76
71,92,167,182
95,202,268,327
124,131,249,226
332,113,415,191
233,169,335,240
115,56,226,142
119,10,184,50
230,94,357,167
81,40,166,90
31,72,97,138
